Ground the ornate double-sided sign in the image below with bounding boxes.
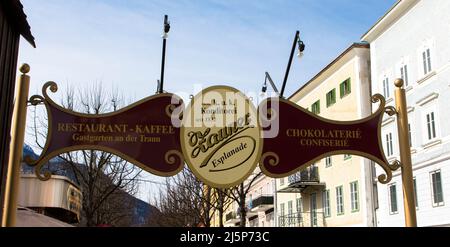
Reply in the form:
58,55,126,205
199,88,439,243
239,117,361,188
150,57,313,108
259,95,399,183
26,82,184,179
26,82,398,186
180,86,262,188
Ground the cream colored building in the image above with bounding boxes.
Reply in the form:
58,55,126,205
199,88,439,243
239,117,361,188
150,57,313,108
277,42,377,227
222,167,275,227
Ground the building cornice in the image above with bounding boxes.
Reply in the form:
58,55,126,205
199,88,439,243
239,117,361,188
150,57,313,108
289,42,369,102
361,0,419,42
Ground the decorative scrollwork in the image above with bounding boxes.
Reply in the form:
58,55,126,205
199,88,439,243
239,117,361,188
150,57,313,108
377,160,401,184
165,150,184,166
260,152,279,167
24,154,38,166
165,104,176,118
371,93,385,105
42,81,58,104
389,160,402,170
384,106,397,116
35,161,52,181
28,95,45,106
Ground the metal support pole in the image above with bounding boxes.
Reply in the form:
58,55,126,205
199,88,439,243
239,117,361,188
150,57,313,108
279,30,299,98
265,72,279,94
159,15,169,94
2,64,31,227
394,78,417,227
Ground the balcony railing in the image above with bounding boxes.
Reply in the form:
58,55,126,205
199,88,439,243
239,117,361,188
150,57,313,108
288,166,319,184
279,212,326,227
251,194,274,211
225,211,237,222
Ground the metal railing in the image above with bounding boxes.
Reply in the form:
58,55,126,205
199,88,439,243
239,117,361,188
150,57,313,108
251,194,274,209
225,211,237,222
278,212,326,227
288,166,320,184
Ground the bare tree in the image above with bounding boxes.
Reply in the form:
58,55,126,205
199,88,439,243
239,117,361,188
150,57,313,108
228,171,263,227
29,83,141,226
150,167,215,226
214,188,232,227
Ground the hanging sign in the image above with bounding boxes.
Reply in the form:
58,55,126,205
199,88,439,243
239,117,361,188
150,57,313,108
180,86,262,188
26,82,184,179
258,95,398,183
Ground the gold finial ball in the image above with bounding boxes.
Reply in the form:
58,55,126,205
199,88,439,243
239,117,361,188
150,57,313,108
394,78,404,88
19,63,30,74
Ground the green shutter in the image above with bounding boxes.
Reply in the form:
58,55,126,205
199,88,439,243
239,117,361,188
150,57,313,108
340,82,344,98
317,100,320,114
347,78,351,94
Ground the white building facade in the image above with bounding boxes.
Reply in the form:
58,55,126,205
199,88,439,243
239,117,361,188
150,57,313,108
362,0,450,226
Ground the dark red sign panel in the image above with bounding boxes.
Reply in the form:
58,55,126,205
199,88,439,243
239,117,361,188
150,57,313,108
27,82,184,177
259,97,390,179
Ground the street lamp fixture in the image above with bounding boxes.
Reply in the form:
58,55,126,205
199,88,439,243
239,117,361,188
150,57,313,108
297,40,305,58
261,30,305,98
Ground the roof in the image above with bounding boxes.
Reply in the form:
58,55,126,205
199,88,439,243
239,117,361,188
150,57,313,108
288,42,369,101
16,207,73,227
361,0,419,42
0,0,36,47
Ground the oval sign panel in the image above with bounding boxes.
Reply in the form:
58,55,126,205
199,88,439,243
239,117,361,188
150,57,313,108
180,86,262,188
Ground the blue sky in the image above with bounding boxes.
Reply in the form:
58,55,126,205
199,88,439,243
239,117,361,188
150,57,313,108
19,0,396,201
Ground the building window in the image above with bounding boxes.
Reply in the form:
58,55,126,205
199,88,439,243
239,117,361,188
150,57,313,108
408,124,412,147
311,100,320,115
279,203,285,226
383,77,390,98
389,184,398,214
325,156,332,167
413,177,418,209
340,78,351,98
344,154,351,160
326,89,336,107
422,48,432,75
400,64,409,87
350,181,359,212
310,193,318,226
430,170,444,206
296,198,303,225
426,112,437,140
296,198,303,213
288,200,293,215
336,186,344,215
323,190,331,217
386,132,393,156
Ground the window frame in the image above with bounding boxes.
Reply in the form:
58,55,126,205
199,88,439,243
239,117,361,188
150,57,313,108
311,100,320,115
326,88,336,107
325,156,332,167
400,63,409,87
340,78,351,98
430,170,444,207
350,181,359,212
323,189,331,217
388,183,398,215
422,48,432,75
382,76,390,99
413,177,418,209
336,185,344,215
